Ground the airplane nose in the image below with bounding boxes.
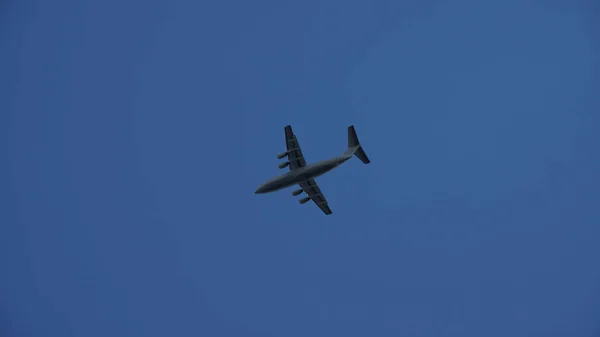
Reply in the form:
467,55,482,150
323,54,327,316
255,185,266,194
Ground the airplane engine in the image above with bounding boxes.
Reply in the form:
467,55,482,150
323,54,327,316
278,162,290,169
299,197,311,204
292,189,303,196
276,151,288,159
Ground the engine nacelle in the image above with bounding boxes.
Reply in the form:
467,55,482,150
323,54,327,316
278,162,290,169
292,189,303,196
276,151,288,159
299,197,311,204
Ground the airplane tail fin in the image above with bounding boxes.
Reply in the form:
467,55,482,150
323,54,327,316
345,125,371,164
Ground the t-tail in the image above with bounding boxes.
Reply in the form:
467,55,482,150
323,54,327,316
343,125,371,164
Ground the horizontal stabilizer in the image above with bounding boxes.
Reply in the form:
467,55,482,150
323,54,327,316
347,125,370,164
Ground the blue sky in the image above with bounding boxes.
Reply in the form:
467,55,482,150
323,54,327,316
1,0,599,336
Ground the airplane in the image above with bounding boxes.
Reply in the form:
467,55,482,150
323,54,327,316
254,125,371,215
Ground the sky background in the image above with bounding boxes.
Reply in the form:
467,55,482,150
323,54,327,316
1,0,600,336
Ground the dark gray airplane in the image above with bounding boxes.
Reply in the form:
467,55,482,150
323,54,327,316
255,125,370,215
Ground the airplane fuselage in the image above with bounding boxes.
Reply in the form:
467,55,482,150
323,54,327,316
255,154,352,194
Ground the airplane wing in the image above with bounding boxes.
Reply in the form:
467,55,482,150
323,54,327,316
284,125,306,170
298,179,332,215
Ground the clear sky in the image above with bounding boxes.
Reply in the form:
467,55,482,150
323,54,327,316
1,0,599,336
